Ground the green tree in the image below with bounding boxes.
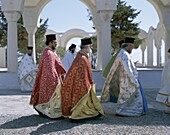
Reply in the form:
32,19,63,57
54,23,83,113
35,18,48,63
111,0,141,51
56,46,66,59
0,6,7,47
87,0,141,52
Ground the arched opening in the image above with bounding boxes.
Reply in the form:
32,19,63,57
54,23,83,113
39,0,98,68
124,0,161,67
66,37,81,52
40,0,95,39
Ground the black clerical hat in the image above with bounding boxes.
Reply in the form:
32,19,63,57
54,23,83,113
46,34,56,42
70,44,76,48
119,37,135,44
69,44,76,50
81,37,92,46
124,37,135,44
27,46,33,50
119,37,135,48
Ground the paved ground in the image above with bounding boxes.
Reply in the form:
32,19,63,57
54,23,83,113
0,89,170,135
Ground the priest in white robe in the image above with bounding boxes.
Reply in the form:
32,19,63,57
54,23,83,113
18,47,38,92
62,44,76,72
101,37,148,116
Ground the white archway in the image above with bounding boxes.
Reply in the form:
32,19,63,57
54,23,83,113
60,29,90,48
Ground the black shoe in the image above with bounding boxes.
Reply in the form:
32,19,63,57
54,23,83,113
70,118,85,123
115,113,126,117
94,113,104,119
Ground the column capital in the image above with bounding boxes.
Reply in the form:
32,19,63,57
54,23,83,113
3,12,20,22
96,0,118,11
1,0,25,13
25,26,37,35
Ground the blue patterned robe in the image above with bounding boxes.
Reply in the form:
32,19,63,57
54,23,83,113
101,49,148,116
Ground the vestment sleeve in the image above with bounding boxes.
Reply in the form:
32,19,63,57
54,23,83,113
121,54,139,88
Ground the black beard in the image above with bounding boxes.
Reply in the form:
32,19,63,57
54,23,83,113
71,50,75,53
28,53,32,56
52,46,56,50
127,50,132,54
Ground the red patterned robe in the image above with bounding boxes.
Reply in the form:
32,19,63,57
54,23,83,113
30,47,66,106
61,50,104,119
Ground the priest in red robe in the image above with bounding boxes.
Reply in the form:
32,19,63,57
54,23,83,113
61,37,104,120
30,34,66,119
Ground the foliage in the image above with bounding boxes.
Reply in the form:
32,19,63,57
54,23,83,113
91,36,97,53
87,0,141,53
35,18,48,63
56,46,66,59
0,6,7,47
111,0,141,51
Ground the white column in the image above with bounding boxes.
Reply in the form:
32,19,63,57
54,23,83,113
96,29,102,70
99,11,113,70
4,12,20,72
142,50,145,65
157,47,161,66
29,33,36,64
146,28,154,67
26,26,37,64
23,6,40,64
147,43,153,66
140,40,147,66
91,11,103,70
164,27,170,62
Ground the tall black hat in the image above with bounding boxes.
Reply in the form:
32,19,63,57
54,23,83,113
124,37,135,44
27,46,33,50
70,44,76,48
119,37,135,48
46,34,56,42
81,37,92,46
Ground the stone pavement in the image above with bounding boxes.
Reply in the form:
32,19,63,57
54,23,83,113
0,89,170,135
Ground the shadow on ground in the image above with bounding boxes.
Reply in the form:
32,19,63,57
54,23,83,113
0,108,170,135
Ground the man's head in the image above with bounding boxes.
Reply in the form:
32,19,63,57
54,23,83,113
27,46,33,56
45,34,57,50
69,44,76,54
80,37,92,53
120,37,135,54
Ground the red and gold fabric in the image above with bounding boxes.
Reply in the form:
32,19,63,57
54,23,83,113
61,50,104,119
30,47,66,106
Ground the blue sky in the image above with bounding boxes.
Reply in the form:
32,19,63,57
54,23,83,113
40,0,159,33
40,0,160,64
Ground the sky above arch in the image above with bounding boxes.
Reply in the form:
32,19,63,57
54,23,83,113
40,0,159,33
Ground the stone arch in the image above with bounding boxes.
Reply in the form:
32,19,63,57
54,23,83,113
60,29,90,48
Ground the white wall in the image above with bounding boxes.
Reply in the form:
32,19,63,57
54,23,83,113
92,68,162,92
